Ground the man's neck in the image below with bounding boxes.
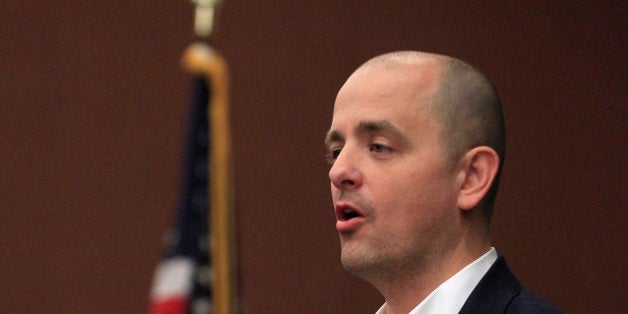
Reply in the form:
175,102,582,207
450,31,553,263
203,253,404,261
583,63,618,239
374,244,491,314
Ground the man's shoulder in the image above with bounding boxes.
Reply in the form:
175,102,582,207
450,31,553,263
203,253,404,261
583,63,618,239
460,253,566,313
506,288,566,313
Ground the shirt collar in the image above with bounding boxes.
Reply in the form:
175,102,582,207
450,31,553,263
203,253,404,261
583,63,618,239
375,247,498,314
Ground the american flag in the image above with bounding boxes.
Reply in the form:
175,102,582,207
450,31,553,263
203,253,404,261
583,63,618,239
150,76,213,314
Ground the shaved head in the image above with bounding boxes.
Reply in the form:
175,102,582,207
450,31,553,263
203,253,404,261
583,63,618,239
354,51,506,213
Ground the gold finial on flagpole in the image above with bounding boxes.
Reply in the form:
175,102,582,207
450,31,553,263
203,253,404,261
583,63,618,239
191,0,222,37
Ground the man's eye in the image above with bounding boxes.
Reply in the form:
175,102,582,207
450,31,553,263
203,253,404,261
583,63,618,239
370,143,390,153
326,148,341,164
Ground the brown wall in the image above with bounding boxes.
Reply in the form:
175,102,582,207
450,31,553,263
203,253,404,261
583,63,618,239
2,1,625,313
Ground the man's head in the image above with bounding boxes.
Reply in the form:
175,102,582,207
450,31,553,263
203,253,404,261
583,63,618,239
325,51,504,284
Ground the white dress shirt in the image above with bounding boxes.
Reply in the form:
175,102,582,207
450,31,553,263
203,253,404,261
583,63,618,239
375,247,498,314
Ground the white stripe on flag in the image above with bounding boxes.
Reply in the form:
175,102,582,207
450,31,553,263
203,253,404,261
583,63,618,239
150,257,195,299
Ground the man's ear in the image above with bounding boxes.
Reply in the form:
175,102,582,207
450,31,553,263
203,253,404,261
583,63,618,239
457,146,500,210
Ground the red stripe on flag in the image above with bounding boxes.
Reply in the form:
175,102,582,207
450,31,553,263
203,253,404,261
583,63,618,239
150,297,188,314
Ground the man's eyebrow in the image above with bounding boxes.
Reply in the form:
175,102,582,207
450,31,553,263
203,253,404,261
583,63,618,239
325,130,343,148
357,120,405,141
325,120,406,148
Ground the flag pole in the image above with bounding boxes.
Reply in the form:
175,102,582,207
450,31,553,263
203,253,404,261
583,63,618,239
183,1,236,313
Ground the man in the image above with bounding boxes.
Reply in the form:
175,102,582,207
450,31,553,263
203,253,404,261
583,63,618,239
325,51,565,313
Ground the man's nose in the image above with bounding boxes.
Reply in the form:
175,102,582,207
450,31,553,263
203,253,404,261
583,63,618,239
329,146,363,190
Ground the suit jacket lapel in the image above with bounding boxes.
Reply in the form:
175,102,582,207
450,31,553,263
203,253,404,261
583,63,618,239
459,254,522,313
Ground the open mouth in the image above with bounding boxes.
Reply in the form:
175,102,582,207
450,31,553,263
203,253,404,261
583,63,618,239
336,205,362,221
342,208,360,220
335,203,365,232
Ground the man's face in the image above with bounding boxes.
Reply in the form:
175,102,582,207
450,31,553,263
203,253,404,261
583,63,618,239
326,63,462,279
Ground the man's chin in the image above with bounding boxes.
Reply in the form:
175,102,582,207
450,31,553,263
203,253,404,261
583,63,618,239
341,252,377,276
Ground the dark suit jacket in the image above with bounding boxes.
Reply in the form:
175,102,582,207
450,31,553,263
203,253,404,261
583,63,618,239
459,255,566,314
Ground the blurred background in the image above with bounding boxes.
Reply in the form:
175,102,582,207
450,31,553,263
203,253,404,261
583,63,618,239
1,1,625,313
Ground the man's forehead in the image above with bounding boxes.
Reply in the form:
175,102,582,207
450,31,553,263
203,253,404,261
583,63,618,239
335,63,442,110
328,59,444,140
